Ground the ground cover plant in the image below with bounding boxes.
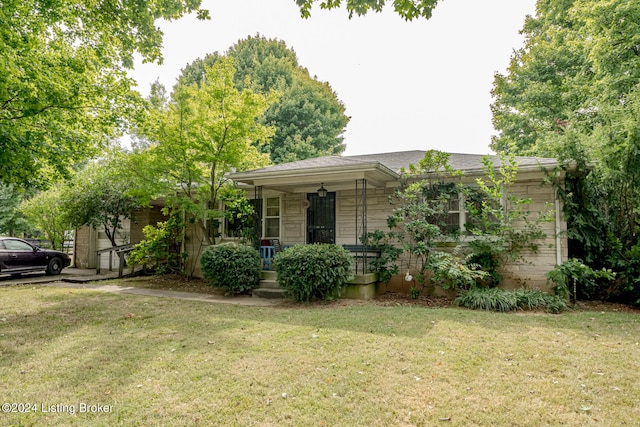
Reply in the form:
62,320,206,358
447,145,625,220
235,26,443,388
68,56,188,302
1,283,639,426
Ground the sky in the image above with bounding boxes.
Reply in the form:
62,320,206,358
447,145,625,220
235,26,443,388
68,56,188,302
128,0,538,156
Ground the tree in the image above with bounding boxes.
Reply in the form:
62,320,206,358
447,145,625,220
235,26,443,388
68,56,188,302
0,183,30,237
294,0,440,20
64,153,142,247
491,0,640,155
19,186,71,250
491,0,640,303
1,0,209,188
134,57,273,245
178,35,349,164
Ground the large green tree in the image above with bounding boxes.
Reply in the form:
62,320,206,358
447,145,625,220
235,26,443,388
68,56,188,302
491,0,640,303
20,186,71,250
178,35,349,164
491,0,640,156
63,152,142,247
1,0,209,188
134,57,273,244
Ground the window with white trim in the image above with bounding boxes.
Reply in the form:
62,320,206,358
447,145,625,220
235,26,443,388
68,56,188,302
445,192,467,233
263,196,280,239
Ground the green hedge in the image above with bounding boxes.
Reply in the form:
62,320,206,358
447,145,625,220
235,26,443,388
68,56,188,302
200,244,262,295
274,244,354,302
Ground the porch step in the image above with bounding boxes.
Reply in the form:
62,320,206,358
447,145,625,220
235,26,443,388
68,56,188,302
254,270,287,299
259,279,280,289
260,270,278,280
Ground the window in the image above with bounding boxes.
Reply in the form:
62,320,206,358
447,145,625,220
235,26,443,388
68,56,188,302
445,193,465,233
221,196,280,240
462,186,503,235
264,197,280,239
423,183,466,235
3,239,33,251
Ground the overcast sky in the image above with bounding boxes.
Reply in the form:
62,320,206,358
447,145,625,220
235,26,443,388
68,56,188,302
128,0,537,156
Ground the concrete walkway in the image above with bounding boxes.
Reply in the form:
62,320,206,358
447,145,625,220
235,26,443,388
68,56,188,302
0,268,284,307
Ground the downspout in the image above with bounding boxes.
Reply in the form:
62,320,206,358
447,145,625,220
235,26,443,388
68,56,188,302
555,189,562,265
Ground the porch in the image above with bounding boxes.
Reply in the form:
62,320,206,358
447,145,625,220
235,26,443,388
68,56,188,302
252,269,383,300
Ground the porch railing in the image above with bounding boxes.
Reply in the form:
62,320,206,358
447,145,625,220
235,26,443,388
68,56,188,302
96,243,135,277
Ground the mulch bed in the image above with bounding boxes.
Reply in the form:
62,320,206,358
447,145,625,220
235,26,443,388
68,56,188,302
118,274,640,313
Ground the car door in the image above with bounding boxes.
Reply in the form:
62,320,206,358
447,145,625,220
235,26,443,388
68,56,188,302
2,239,46,272
0,240,11,272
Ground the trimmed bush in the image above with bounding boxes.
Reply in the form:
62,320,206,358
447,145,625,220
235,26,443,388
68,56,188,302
200,244,262,295
274,244,354,302
455,288,567,313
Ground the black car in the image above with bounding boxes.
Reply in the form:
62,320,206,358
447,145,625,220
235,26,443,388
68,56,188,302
0,237,71,276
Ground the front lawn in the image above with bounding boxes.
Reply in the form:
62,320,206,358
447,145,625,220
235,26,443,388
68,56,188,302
1,284,639,426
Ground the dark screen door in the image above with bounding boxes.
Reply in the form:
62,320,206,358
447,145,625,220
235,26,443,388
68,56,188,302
306,193,335,244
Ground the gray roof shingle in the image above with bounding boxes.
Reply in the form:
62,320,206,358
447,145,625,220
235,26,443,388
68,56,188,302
235,150,557,176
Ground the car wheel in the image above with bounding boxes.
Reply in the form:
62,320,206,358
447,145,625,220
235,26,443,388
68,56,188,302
46,257,63,275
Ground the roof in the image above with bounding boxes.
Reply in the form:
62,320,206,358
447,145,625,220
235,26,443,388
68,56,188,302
228,150,559,190
346,150,557,173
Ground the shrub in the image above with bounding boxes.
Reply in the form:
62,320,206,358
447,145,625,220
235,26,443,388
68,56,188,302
274,244,354,302
200,244,262,295
546,258,615,302
455,288,567,313
429,250,488,291
608,243,640,306
128,211,185,275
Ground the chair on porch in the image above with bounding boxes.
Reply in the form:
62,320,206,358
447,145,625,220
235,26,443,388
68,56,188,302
260,239,276,270
270,238,283,253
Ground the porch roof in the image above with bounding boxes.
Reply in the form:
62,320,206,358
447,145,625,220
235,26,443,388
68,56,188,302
228,154,401,191
228,150,560,191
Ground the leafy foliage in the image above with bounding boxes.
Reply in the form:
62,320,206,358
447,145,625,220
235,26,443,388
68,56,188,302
365,151,485,293
429,250,487,291
1,0,208,187
133,57,273,245
200,244,262,295
219,186,260,246
274,244,354,302
363,230,402,283
128,209,186,275
546,258,616,302
455,288,567,313
465,152,552,286
19,186,71,250
492,0,640,305
63,152,141,247
295,0,440,20
178,35,349,164
609,244,640,306
0,183,30,237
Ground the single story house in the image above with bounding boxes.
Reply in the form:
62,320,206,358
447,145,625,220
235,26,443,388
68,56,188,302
228,150,569,292
73,149,569,296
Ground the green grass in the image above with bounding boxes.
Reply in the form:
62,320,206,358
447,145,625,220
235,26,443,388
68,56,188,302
1,284,639,426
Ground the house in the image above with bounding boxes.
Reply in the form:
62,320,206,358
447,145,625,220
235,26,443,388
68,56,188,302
228,150,568,294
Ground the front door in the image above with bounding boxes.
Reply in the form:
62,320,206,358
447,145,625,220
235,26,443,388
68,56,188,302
306,193,336,244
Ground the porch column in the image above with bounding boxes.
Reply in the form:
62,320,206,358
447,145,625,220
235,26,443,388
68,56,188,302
254,185,263,241
355,179,368,274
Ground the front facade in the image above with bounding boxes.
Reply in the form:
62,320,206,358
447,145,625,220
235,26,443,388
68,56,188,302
230,150,568,291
